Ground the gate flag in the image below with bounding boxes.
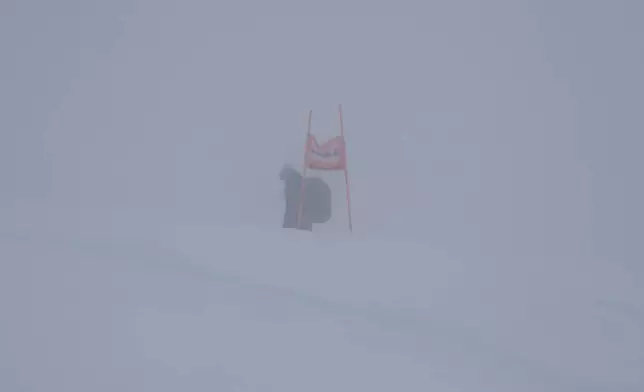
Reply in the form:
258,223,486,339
305,135,347,171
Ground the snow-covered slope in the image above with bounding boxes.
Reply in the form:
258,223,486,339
1,207,642,392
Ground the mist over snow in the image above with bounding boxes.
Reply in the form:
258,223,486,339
1,1,643,391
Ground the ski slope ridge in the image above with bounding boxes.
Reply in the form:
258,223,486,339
1,214,642,391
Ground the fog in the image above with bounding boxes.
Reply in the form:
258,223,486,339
1,2,644,390
3,1,643,277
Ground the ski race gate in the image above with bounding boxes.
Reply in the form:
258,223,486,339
297,104,353,232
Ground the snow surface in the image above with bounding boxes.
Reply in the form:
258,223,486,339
1,205,643,391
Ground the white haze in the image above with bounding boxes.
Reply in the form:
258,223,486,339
1,1,643,391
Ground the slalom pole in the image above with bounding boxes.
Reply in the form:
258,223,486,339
297,109,313,229
338,104,353,232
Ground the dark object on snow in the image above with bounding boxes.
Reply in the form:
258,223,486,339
280,165,332,231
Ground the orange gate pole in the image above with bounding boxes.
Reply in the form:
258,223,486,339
338,104,353,232
297,109,313,229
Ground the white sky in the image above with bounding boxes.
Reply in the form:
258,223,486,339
1,0,642,267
